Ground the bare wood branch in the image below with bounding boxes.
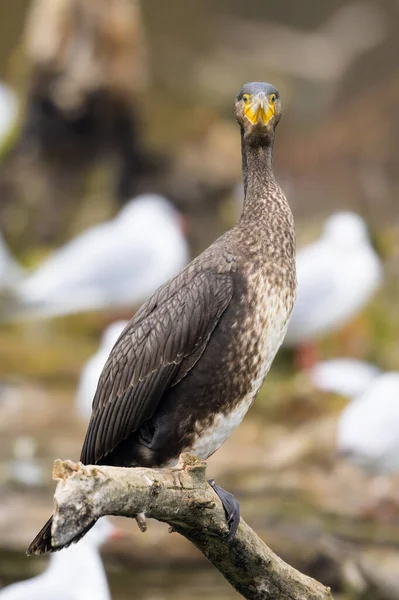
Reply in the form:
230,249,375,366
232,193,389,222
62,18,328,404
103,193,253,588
51,453,333,600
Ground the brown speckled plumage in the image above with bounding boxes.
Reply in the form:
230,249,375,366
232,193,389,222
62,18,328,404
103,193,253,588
28,82,296,555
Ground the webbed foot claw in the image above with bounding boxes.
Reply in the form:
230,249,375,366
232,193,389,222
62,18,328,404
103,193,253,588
208,479,240,543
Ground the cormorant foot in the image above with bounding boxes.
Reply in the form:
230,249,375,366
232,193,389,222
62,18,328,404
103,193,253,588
208,479,240,543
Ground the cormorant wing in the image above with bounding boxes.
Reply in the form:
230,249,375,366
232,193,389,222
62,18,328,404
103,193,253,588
80,266,234,464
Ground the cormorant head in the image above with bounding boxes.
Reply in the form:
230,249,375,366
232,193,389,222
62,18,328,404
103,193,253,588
235,82,281,143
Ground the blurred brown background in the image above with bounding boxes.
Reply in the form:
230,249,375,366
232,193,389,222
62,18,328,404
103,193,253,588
0,1,398,599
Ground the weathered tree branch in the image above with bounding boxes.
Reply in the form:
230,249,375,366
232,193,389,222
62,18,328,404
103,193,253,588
50,453,333,600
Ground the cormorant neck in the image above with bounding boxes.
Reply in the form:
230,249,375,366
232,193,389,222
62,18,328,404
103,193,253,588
236,128,296,267
241,132,276,211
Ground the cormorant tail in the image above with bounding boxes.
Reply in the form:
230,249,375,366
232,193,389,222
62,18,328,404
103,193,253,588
26,516,96,555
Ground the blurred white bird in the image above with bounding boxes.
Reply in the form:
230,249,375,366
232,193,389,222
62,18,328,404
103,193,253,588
0,232,24,291
0,518,116,600
309,358,381,398
76,320,129,421
0,82,18,147
285,212,382,347
13,194,189,319
337,372,399,475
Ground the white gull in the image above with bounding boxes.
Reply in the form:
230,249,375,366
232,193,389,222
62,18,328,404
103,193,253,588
285,212,382,346
14,194,189,319
0,518,116,600
337,372,399,474
309,357,381,398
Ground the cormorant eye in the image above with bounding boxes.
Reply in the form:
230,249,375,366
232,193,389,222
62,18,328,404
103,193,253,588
242,94,250,104
270,94,277,104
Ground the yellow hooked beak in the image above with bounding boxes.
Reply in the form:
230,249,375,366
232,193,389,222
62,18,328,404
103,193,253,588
244,92,275,126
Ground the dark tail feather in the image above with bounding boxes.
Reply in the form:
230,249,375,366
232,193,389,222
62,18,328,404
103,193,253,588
27,516,96,555
27,517,54,555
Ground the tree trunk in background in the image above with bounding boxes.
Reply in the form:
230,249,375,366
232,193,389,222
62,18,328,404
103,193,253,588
0,0,154,247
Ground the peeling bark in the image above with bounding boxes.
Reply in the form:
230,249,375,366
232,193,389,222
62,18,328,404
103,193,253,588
50,453,334,600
